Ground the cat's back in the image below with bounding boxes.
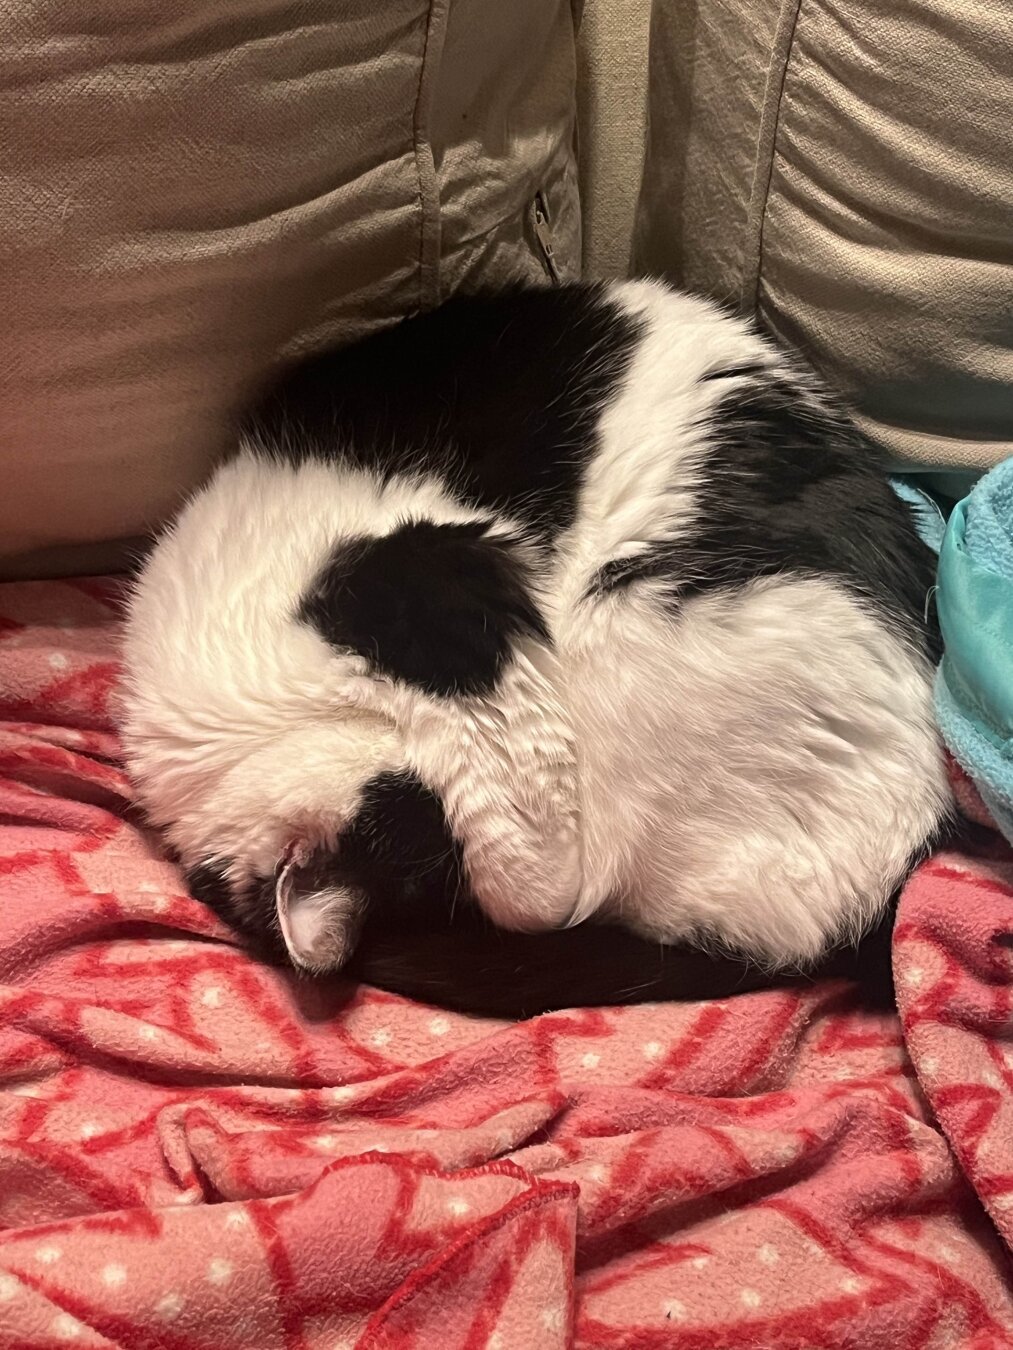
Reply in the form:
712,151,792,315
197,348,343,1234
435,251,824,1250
246,281,761,536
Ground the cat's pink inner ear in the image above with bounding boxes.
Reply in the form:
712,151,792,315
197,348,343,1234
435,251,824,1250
275,853,360,973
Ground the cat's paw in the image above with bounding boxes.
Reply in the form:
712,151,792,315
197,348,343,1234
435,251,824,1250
467,825,582,933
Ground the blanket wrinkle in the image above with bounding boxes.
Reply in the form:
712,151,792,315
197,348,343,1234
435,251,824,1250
2,578,1013,1348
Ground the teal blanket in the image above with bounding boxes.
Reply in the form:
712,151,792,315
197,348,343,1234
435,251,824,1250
933,458,1013,845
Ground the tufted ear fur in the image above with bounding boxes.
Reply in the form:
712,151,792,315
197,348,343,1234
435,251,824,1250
275,844,365,973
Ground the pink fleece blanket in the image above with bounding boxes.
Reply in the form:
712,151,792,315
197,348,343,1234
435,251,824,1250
2,577,1013,1349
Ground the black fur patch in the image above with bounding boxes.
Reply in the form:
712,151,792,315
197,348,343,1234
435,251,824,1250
336,770,463,911
298,519,547,697
184,775,464,966
699,362,769,383
184,859,288,966
184,860,233,913
246,285,642,542
593,373,939,658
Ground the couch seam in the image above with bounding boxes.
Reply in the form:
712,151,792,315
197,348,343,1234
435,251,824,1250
412,0,450,311
740,0,806,317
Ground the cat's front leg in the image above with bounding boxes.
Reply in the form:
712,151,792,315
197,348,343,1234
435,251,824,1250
403,639,584,932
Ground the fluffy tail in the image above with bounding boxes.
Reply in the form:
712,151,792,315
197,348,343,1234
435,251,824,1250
344,902,896,1020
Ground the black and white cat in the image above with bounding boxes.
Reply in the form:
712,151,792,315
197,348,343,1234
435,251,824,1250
121,280,949,999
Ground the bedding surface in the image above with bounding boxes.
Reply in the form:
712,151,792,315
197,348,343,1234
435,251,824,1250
2,579,1013,1348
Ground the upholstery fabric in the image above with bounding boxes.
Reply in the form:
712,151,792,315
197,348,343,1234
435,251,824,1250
0,1,580,576
634,0,1013,472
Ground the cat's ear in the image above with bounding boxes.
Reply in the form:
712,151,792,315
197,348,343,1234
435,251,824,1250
275,846,364,972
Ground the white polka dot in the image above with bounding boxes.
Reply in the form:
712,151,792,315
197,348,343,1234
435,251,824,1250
201,986,222,1008
312,1134,339,1151
207,1257,233,1285
154,1292,184,1320
740,1289,762,1309
52,1312,83,1339
152,896,170,914
137,881,160,893
690,1255,709,1270
370,1028,392,1048
906,966,924,988
587,1164,608,1183
166,940,188,952
224,1209,251,1230
79,1121,100,1140
139,1024,159,1042
0,1273,18,1301
11,1084,42,1098
642,1041,664,1061
920,1056,939,1076
937,1243,960,1263
102,1263,127,1288
757,1244,779,1265
541,1305,566,1333
805,1240,823,1256
48,652,69,671
326,1085,356,1104
36,1245,62,1264
663,1299,686,1321
446,1197,471,1216
775,1141,798,1163
428,1016,450,1036
840,1276,864,1294
488,1334,505,1350
581,1052,601,1070
981,1069,1001,1089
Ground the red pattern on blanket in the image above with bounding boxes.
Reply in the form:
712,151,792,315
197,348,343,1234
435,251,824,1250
1,578,1012,1349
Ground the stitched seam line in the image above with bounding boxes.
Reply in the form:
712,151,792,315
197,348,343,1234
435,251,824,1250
740,0,806,315
412,0,450,311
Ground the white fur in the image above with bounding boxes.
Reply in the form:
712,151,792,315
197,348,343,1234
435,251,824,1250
120,280,950,970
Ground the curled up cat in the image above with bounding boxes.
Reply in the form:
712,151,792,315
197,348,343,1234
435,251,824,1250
119,280,950,1012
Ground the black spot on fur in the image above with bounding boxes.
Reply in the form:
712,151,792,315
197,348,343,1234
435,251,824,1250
247,285,642,543
183,776,465,967
184,859,287,966
699,362,769,382
298,519,547,697
185,860,233,911
593,372,939,658
336,771,464,911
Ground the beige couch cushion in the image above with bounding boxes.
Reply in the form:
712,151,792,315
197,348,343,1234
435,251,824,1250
1,0,580,577
575,0,651,279
634,0,1013,472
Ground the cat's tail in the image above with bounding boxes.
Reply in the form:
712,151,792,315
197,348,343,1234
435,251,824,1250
344,904,896,1020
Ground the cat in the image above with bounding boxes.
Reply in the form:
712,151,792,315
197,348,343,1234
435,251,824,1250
120,279,950,1007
